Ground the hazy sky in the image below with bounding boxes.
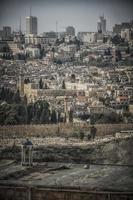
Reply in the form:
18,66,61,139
0,0,133,34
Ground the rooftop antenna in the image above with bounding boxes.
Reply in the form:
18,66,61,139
19,16,21,34
30,5,32,16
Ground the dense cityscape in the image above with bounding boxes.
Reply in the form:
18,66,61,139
0,2,133,200
0,14,133,125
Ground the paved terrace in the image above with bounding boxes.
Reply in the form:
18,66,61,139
0,160,133,192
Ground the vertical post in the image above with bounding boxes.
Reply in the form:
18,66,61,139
28,148,30,165
23,148,25,165
108,193,111,200
29,148,31,166
31,148,33,165
21,146,23,165
28,187,31,200
29,147,33,166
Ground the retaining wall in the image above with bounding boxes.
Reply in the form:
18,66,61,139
0,123,133,138
0,186,133,200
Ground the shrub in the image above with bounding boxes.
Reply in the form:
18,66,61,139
78,130,84,140
72,131,78,138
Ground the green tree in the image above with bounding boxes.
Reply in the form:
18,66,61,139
27,103,34,124
40,109,50,124
69,109,73,122
78,130,84,140
39,78,44,89
32,101,43,123
16,104,28,124
12,90,21,104
31,100,50,124
51,110,57,123
90,125,97,140
62,80,66,89
0,87,5,101
23,95,27,105
111,35,122,45
0,103,18,125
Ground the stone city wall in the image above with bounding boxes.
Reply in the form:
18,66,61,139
0,123,133,138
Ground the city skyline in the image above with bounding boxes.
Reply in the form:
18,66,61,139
0,0,133,34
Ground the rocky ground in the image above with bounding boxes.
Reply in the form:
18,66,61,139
0,134,133,194
0,134,133,165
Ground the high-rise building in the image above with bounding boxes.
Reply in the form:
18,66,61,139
97,21,102,33
1,26,12,40
66,26,75,36
26,16,37,35
3,26,11,37
113,21,133,35
97,15,106,34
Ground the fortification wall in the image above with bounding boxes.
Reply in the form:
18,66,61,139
0,123,133,138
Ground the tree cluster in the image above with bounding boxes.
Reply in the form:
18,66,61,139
0,87,21,104
90,113,123,124
0,87,59,125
